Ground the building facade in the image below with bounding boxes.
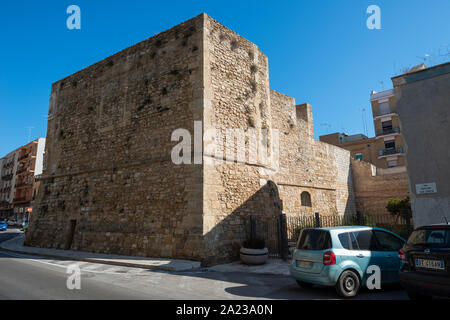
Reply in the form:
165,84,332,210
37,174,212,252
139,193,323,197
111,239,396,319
25,14,356,265
391,62,450,227
319,133,378,164
0,138,46,221
370,89,406,168
0,150,19,217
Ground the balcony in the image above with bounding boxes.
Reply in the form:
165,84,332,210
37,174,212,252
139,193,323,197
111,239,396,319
376,127,401,138
15,182,32,189
18,154,29,161
16,167,33,175
13,197,28,203
379,147,404,157
373,110,398,119
1,174,13,181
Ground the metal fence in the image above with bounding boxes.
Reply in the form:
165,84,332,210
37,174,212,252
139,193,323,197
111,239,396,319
246,212,413,260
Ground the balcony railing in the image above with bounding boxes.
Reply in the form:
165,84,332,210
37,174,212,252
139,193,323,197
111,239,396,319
1,174,13,181
18,154,29,161
15,182,32,188
16,167,33,175
376,127,400,136
379,147,403,156
13,197,27,203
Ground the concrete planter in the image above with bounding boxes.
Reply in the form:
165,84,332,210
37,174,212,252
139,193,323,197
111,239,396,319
240,247,269,265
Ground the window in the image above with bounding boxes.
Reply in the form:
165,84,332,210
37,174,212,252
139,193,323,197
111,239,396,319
408,228,450,248
373,230,404,251
301,191,312,207
381,120,393,133
384,140,395,150
297,229,332,250
338,233,350,249
379,102,390,115
352,230,378,250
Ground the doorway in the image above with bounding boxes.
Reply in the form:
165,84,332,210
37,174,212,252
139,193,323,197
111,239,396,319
64,219,77,250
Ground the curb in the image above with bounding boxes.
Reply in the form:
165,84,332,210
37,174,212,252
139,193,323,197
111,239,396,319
0,234,200,272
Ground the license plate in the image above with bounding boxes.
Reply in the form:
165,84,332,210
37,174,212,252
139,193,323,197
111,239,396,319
415,259,445,270
296,260,313,268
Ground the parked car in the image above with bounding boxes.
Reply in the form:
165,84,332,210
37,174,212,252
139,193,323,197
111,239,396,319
399,223,450,299
290,226,406,298
7,219,16,226
0,219,7,231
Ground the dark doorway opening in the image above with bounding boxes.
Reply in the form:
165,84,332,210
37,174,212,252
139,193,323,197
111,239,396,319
64,219,77,250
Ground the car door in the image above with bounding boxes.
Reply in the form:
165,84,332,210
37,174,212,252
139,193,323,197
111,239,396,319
373,230,405,282
350,230,387,284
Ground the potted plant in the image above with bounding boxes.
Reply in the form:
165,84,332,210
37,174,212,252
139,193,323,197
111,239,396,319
240,238,268,265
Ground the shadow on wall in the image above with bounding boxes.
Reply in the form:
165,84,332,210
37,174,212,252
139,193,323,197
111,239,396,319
344,159,357,219
202,180,283,267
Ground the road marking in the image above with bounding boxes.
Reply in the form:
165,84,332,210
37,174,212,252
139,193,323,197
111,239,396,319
0,251,148,275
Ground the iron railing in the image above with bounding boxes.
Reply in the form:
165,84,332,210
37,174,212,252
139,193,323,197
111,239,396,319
379,147,403,156
376,127,400,136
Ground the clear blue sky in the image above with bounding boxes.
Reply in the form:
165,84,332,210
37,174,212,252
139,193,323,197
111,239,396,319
1,0,449,156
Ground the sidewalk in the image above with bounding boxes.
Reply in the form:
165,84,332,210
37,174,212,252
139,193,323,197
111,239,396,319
208,259,290,276
0,232,290,275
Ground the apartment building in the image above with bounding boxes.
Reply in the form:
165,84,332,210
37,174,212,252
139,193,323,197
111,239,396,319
0,138,46,221
391,61,450,227
0,150,20,216
319,133,378,164
370,89,406,169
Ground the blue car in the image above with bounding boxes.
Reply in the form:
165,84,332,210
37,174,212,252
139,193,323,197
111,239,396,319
0,219,7,231
290,226,405,298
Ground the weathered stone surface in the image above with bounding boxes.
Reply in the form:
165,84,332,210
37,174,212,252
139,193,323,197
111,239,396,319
25,14,355,265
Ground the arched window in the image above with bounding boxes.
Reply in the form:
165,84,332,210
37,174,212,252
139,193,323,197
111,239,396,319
301,191,312,207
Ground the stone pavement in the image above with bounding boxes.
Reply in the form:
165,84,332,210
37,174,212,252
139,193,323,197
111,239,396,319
0,232,290,275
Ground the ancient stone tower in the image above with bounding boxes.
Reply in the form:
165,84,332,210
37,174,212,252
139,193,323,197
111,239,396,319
26,13,355,265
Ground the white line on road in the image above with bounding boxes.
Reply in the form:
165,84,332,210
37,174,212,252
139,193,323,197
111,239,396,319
0,251,148,275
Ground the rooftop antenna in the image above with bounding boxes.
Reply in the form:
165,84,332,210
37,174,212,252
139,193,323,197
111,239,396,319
320,123,331,134
25,126,34,142
416,54,430,65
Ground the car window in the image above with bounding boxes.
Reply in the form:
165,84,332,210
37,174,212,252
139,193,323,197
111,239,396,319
338,233,350,249
297,229,332,250
407,228,450,248
373,230,404,251
351,230,378,251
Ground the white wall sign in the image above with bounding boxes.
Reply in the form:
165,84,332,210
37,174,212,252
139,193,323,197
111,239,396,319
416,183,437,195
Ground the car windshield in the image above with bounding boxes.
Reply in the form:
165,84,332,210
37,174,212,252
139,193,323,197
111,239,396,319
407,227,450,248
296,229,332,250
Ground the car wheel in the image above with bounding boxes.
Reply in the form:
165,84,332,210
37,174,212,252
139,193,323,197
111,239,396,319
407,290,432,300
336,270,360,298
296,280,314,288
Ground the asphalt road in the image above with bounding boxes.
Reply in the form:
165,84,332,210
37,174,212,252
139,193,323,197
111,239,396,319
0,229,408,300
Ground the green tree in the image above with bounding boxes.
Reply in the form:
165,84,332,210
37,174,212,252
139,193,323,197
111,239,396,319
386,197,412,221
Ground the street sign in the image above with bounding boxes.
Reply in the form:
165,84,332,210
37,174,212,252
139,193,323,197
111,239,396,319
27,207,32,213
415,183,437,195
